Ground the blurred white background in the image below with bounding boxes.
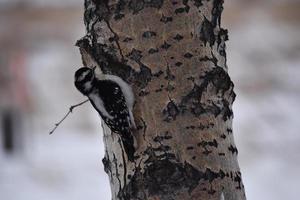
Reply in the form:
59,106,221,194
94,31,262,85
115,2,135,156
0,0,299,199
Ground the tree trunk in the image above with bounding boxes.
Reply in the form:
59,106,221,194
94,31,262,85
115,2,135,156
76,0,246,200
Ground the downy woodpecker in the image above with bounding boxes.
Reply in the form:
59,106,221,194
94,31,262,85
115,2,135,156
74,67,136,161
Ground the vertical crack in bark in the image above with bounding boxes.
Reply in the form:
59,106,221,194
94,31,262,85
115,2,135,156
120,142,128,186
113,153,122,196
139,117,147,140
164,57,175,97
104,19,126,62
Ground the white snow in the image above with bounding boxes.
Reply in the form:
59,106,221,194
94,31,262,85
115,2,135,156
0,129,111,200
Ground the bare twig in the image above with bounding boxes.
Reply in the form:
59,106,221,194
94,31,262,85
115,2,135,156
49,99,89,135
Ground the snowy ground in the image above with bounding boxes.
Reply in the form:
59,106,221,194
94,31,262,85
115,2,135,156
0,1,300,200
0,129,111,200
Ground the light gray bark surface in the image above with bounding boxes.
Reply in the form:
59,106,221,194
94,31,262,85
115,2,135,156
77,0,246,199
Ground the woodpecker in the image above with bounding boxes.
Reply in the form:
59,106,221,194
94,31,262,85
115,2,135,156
74,66,136,161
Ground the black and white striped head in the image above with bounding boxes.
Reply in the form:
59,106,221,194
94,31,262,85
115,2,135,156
74,67,95,95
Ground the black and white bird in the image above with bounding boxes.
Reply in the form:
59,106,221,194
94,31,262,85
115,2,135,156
74,66,136,161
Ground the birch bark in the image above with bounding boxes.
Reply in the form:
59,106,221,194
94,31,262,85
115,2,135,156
76,0,246,199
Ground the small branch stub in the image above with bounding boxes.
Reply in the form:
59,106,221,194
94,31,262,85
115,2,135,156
49,99,89,135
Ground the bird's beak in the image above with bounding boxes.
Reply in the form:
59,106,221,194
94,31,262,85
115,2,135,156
92,66,97,73
91,66,97,78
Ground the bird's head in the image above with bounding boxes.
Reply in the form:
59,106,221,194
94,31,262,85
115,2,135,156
74,67,96,95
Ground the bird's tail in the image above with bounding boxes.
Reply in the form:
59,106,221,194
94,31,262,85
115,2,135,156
120,133,135,162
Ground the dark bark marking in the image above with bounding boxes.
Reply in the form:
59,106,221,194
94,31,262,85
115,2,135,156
203,149,212,155
222,100,233,121
153,70,164,78
175,7,189,14
187,76,194,81
134,64,152,88
228,145,238,155
204,168,226,183
211,0,224,27
138,89,150,96
153,135,173,142
127,48,143,62
123,37,133,42
173,34,184,41
233,171,243,190
143,147,176,164
102,154,112,174
148,48,159,54
160,41,172,50
141,118,147,140
155,88,163,93
84,0,109,29
105,19,126,61
175,62,183,67
113,153,123,197
187,146,194,150
142,31,157,38
128,0,145,14
153,145,171,152
163,100,180,122
199,55,218,67
126,48,153,88
198,123,211,130
185,125,195,130
182,0,190,12
113,0,126,20
196,0,224,47
217,28,229,64
180,67,235,119
165,65,175,81
108,36,116,42
227,128,233,134
174,0,190,14
220,134,226,139
97,48,132,79
217,28,228,48
123,157,227,199
208,68,232,94
200,17,215,46
83,1,97,31
197,139,218,149
192,0,203,8
207,103,222,117
208,186,217,195
160,14,173,23
184,52,193,58
120,145,128,185
180,84,202,113
165,83,175,92
190,103,205,117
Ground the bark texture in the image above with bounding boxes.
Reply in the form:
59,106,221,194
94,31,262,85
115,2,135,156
76,0,246,200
